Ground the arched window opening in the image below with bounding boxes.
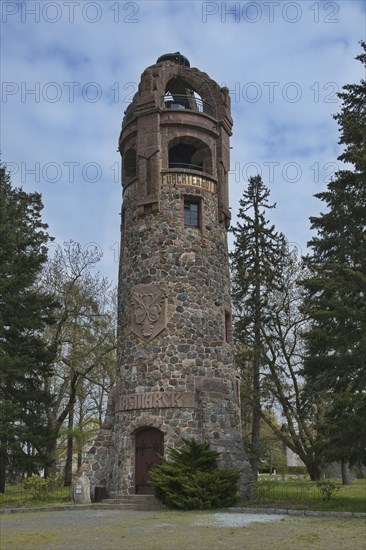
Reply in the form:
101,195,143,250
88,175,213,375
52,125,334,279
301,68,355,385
163,78,214,116
169,144,202,171
123,148,136,179
168,138,212,174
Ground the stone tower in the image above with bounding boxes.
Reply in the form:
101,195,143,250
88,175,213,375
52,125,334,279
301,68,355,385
85,53,252,499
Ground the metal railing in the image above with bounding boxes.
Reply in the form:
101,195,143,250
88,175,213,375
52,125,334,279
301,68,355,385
162,94,215,117
168,162,203,172
123,94,215,125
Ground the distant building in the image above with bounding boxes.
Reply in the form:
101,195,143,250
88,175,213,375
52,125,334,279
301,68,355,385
286,448,305,468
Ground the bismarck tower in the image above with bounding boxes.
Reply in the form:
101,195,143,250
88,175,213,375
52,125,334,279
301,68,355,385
85,53,252,499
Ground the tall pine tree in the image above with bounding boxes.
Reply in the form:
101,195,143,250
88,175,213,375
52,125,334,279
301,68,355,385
231,175,286,479
301,42,366,467
0,164,57,491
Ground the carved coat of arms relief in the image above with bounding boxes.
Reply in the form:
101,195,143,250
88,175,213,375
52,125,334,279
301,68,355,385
130,283,168,342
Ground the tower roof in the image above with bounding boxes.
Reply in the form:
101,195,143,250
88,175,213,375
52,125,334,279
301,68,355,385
156,52,190,67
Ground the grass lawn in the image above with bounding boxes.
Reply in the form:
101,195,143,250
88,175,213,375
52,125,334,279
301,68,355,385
0,482,71,509
1,478,365,514
241,478,366,513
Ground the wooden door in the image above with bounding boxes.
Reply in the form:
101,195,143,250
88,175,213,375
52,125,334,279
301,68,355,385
135,427,164,494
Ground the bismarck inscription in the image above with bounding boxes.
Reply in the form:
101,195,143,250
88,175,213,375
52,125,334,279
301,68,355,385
119,391,195,411
162,172,216,193
131,283,167,342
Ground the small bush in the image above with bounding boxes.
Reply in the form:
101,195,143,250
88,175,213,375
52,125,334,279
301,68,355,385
253,479,275,503
316,479,340,501
23,475,63,501
151,438,240,510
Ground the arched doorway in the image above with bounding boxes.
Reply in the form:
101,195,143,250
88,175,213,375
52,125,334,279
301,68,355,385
135,427,164,494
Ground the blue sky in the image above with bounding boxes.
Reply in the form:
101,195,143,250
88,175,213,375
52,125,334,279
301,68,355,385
1,0,365,282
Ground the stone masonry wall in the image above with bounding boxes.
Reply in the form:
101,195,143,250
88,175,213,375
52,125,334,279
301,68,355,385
104,177,252,497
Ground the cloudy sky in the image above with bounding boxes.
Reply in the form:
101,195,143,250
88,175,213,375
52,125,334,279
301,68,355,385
2,0,364,282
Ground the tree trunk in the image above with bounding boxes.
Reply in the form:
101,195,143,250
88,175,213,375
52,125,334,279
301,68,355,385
77,449,83,470
306,461,323,481
44,436,58,478
251,389,261,480
251,269,261,481
268,450,273,474
77,397,83,470
64,406,74,487
0,453,6,493
341,459,352,485
250,197,262,482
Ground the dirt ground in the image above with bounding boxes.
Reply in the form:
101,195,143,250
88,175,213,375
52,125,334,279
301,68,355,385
1,509,365,550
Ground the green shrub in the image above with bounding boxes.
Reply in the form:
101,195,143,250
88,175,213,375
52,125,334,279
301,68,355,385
316,479,340,501
151,438,240,510
286,466,308,476
23,475,63,501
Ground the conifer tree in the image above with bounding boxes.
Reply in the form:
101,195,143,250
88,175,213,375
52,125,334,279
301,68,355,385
151,438,240,509
231,175,286,479
301,42,366,468
0,164,57,492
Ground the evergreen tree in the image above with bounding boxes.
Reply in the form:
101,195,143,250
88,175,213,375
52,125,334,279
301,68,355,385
230,175,286,479
151,438,240,510
301,42,366,467
0,164,57,492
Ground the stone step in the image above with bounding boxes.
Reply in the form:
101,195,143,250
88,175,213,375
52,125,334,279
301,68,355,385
93,503,163,511
100,495,166,511
104,495,160,503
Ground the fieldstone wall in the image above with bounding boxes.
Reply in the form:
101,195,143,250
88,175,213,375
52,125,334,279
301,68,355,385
105,179,252,497
77,388,116,500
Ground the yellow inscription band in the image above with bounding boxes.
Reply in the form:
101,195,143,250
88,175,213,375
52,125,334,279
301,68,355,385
162,172,216,192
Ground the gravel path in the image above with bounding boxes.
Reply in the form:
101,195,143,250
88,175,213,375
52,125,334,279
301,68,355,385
196,512,286,527
1,508,364,550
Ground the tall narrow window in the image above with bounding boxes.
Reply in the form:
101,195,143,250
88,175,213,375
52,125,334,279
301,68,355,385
224,310,233,343
184,197,200,227
123,148,136,179
236,375,241,409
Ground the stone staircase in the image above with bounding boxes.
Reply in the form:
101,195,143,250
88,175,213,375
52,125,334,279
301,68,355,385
96,494,166,511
